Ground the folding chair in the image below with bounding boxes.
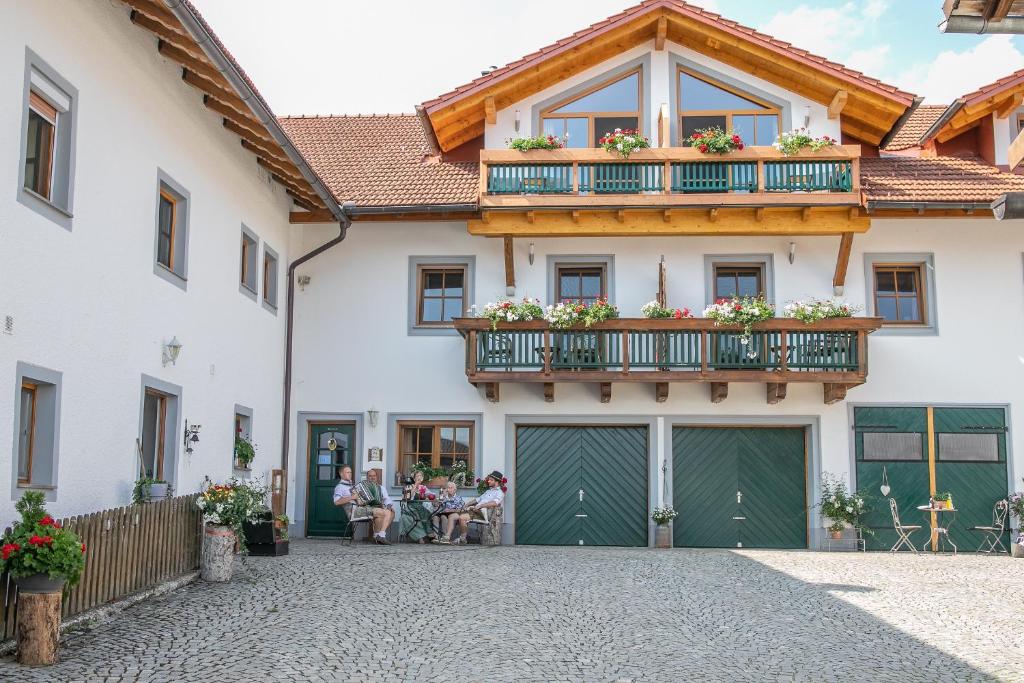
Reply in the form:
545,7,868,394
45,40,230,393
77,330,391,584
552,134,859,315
889,498,921,553
970,500,1009,554
341,503,373,546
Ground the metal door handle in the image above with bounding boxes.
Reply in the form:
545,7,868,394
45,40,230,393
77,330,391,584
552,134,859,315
578,488,584,502
732,516,747,520
575,514,588,518
736,490,743,504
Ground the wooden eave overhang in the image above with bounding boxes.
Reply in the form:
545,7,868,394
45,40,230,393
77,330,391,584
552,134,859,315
421,0,915,150
942,0,1024,33
121,0,343,220
924,70,1024,144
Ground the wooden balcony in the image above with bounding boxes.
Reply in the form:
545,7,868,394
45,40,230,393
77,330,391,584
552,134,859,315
478,145,861,209
454,317,883,405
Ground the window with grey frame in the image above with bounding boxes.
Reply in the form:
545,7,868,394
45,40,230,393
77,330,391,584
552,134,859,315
20,55,76,218
872,263,926,324
156,183,188,280
712,262,764,300
555,264,607,305
240,230,258,294
13,366,62,493
263,247,279,309
416,265,466,325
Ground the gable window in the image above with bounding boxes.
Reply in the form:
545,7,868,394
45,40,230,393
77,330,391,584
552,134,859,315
397,421,474,475
713,263,765,300
872,263,925,324
541,70,641,147
24,92,57,200
240,227,258,296
263,246,279,311
417,266,466,325
153,173,190,288
556,264,607,305
678,68,780,145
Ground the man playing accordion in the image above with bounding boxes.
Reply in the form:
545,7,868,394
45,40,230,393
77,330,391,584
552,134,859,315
332,466,395,545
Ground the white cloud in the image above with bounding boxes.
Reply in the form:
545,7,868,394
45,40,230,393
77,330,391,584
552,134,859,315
896,35,1024,103
863,0,890,21
845,44,891,77
760,3,862,57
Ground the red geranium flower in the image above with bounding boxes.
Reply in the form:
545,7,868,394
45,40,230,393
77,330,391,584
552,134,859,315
42,536,53,545
1,543,20,560
699,144,708,153
734,304,742,311
52,521,62,529
501,477,508,484
673,309,682,319
81,543,87,554
732,135,741,144
682,308,691,317
500,486,508,493
28,535,44,546
427,494,436,501
40,515,54,527
737,143,744,150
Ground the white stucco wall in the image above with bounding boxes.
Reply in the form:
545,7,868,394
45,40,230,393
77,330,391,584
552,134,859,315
289,217,1024,538
994,110,1021,167
0,0,294,521
485,39,839,149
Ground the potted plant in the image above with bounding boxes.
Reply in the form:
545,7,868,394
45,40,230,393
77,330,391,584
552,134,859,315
773,128,838,156
703,295,775,356
196,478,269,581
1,491,86,665
684,127,744,154
599,128,650,158
820,473,865,540
544,299,620,329
784,299,862,323
641,301,692,319
411,462,450,488
132,477,171,505
651,506,678,548
234,434,256,470
472,297,544,330
932,492,952,510
506,134,565,151
1009,488,1024,558
242,509,289,557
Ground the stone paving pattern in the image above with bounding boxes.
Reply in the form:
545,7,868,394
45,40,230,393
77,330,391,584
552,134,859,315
2,541,1022,682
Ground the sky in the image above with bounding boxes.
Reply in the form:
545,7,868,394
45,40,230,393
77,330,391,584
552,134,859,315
189,0,1024,116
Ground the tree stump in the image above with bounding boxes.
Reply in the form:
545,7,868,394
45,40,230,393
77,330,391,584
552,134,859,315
17,591,61,666
201,524,236,582
479,507,504,546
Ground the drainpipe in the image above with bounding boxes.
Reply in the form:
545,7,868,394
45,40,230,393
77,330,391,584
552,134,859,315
280,204,353,503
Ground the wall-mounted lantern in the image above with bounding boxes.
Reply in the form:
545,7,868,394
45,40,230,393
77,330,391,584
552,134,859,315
162,337,182,367
184,420,201,454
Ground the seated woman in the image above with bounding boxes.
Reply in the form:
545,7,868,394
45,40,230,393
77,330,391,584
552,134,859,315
398,470,434,544
431,480,466,545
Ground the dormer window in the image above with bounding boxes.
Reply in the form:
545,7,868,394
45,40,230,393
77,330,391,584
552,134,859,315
678,68,780,146
541,70,641,148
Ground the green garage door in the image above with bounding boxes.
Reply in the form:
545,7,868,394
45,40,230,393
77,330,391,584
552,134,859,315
673,427,808,549
516,426,648,546
855,406,1009,551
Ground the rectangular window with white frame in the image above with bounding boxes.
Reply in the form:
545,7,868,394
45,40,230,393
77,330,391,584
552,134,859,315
11,362,62,501
153,171,190,290
18,48,78,229
263,245,279,312
240,226,259,299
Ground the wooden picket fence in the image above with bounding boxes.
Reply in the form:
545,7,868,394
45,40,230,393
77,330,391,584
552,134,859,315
1,493,202,640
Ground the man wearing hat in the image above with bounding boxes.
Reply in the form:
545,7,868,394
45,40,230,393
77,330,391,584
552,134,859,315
454,470,505,543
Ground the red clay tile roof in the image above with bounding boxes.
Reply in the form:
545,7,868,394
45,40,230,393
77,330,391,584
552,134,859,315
861,156,1024,204
422,0,915,112
957,67,1024,106
882,105,948,151
278,115,479,207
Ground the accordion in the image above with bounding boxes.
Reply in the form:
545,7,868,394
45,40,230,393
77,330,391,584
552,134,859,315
352,481,384,507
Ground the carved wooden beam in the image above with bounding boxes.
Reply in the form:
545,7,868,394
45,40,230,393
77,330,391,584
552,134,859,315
600,383,612,403
485,383,500,403
655,382,669,403
484,96,497,124
823,383,848,405
544,383,555,403
655,16,668,50
828,90,848,119
767,383,787,405
503,236,515,292
710,382,728,403
832,232,854,293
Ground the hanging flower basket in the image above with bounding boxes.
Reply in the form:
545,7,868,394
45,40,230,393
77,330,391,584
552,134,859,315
684,127,744,154
599,128,650,158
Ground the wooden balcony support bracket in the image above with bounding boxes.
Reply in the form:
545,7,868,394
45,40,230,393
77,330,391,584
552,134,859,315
484,96,497,125
543,383,555,403
526,210,535,224
655,382,670,403
571,210,580,224
755,207,765,222
709,208,719,223
828,90,849,120
710,382,729,404
823,383,848,405
662,209,672,223
655,16,668,50
833,232,854,294
766,383,787,405
616,209,626,224
801,207,812,222
485,383,500,403
600,383,612,404
996,92,1023,119
481,210,491,224
503,236,515,292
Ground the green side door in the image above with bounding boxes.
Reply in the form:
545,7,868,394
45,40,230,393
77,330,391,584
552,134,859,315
673,427,808,549
934,407,1009,550
516,425,648,547
306,423,356,537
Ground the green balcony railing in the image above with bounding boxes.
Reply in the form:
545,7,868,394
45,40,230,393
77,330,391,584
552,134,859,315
486,163,574,194
764,160,853,192
628,330,702,368
579,163,664,194
670,161,757,193
787,330,859,370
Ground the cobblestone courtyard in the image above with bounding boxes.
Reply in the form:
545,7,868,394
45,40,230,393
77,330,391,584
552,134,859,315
2,541,1023,682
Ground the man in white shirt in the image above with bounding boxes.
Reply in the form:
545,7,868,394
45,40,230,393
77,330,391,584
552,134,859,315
333,466,395,545
455,470,505,542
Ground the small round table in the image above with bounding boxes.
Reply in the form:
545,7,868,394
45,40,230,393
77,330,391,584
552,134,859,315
916,505,958,554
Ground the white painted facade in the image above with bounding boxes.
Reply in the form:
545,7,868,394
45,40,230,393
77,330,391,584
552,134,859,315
288,217,1024,540
0,0,295,521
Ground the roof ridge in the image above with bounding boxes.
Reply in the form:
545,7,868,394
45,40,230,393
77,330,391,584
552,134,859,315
278,113,416,120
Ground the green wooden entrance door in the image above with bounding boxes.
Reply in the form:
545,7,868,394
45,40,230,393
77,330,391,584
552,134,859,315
673,427,808,549
516,426,648,546
306,423,356,537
